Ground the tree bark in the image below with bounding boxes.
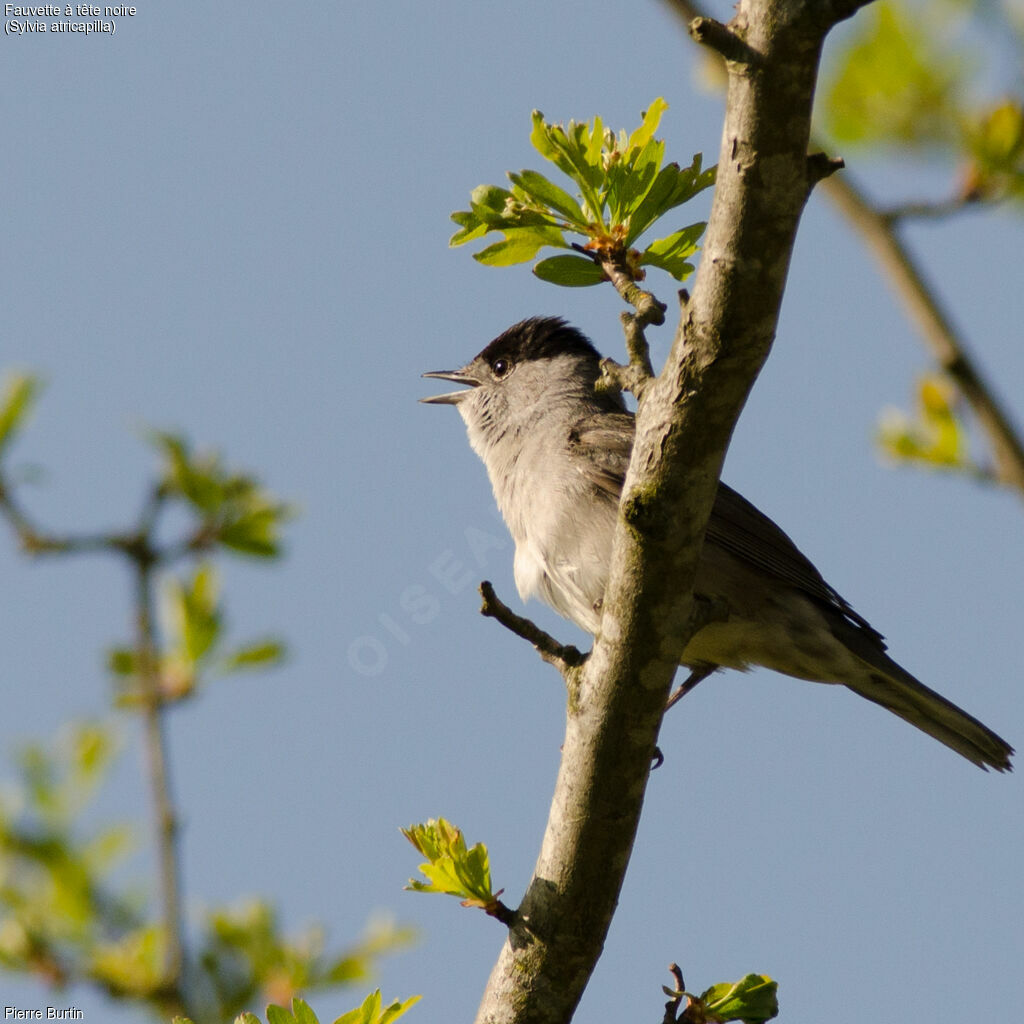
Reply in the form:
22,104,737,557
473,3,875,1022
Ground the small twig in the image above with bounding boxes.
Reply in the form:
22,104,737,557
0,475,115,555
570,243,668,329
818,168,1024,497
688,16,760,65
806,152,845,192
879,191,985,225
479,580,586,675
603,259,667,328
484,898,518,927
599,311,659,400
0,465,189,1010
662,963,687,1024
133,557,186,1005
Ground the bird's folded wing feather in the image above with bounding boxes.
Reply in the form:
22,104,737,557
567,411,885,645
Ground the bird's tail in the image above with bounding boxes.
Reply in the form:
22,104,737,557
843,657,1013,772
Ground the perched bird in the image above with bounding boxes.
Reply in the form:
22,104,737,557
422,317,1013,771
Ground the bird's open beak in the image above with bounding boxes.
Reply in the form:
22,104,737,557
420,369,480,405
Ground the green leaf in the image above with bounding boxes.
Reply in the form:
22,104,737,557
266,1006,295,1024
223,639,286,672
292,999,321,1024
701,974,778,1023
106,647,138,677
468,184,514,226
0,373,41,458
217,512,283,557
623,162,685,244
638,222,706,281
235,1015,263,1024
473,226,566,267
333,991,420,1024
377,995,420,1024
532,254,606,287
508,170,587,225
401,818,495,904
964,100,1024,200
448,211,488,247
876,373,971,472
89,924,165,996
162,564,222,668
625,159,715,246
529,109,575,178
609,136,663,224
528,111,605,221
626,97,668,156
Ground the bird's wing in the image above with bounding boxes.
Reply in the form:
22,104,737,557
567,411,634,500
568,411,885,645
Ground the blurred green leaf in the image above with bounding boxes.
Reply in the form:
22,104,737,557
0,373,41,459
150,432,291,559
964,98,1024,200
88,923,165,996
823,2,963,148
108,563,285,702
169,563,222,663
223,640,286,672
877,373,975,474
197,902,415,1021
106,647,138,677
292,1000,321,1024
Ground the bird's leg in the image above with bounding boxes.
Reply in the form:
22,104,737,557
665,665,716,711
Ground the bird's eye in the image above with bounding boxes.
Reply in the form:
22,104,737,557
491,358,511,379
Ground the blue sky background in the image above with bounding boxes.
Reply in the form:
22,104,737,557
2,2,1022,1022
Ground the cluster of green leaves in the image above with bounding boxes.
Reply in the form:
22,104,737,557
401,819,497,911
667,973,778,1024
154,433,291,559
0,723,145,995
876,373,980,475
450,99,715,286
822,0,1024,201
108,562,285,704
0,724,415,1016
192,904,416,1022
174,990,419,1024
1,375,421,1021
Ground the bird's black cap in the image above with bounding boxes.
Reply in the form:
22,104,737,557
477,317,599,366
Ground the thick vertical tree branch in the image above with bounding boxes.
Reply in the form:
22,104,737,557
665,0,1024,497
473,3,864,1022
817,170,1024,496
